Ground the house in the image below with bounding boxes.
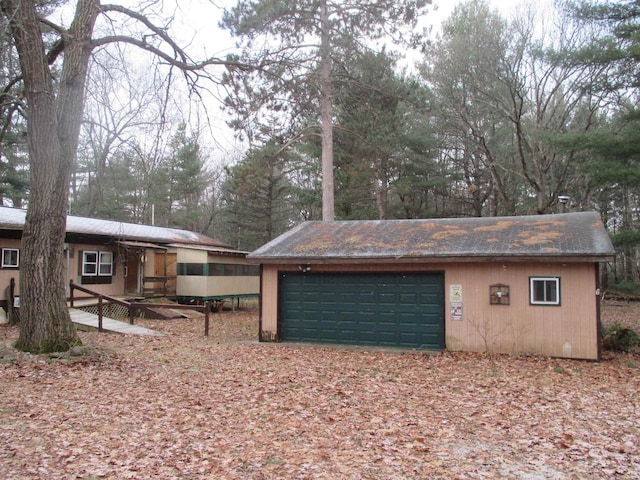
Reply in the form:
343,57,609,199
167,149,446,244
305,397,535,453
248,212,615,360
0,206,259,309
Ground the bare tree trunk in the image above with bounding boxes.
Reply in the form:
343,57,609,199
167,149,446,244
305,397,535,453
320,0,334,222
2,0,99,352
374,160,388,220
375,183,388,220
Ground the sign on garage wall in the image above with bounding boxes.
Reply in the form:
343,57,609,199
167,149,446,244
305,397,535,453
450,284,463,321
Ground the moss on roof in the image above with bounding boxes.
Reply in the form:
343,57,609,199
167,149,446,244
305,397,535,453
249,212,615,262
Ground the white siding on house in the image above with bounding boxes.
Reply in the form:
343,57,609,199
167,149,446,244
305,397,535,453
0,239,21,295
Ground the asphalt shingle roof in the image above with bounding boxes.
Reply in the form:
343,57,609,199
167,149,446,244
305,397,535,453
248,212,615,263
0,206,227,247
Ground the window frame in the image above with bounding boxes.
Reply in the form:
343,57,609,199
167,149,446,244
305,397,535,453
1,248,19,268
529,276,561,306
82,251,99,276
82,250,113,277
98,251,113,276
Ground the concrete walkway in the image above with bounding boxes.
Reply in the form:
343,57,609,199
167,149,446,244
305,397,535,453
69,308,164,336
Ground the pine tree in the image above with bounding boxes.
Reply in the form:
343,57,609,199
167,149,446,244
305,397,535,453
221,0,430,221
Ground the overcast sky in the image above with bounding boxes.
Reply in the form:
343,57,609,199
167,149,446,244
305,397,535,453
59,0,549,162
160,0,543,160
169,0,533,58
170,0,531,155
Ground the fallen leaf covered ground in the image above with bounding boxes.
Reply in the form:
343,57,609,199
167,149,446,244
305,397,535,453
0,300,639,479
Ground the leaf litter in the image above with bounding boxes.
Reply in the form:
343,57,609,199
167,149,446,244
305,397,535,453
0,302,638,479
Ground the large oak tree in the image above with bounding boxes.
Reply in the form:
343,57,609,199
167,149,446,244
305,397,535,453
0,0,236,353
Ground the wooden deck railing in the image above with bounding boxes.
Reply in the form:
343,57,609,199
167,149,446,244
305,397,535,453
142,276,177,297
69,281,214,335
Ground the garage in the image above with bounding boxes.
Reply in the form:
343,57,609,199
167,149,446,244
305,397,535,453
251,213,615,359
279,272,445,349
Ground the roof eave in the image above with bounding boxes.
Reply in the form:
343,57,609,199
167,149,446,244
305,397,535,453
167,243,249,256
247,253,615,264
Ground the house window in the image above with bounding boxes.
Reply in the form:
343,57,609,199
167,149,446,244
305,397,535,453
83,251,113,276
530,277,560,306
83,251,98,275
99,251,113,276
1,248,19,268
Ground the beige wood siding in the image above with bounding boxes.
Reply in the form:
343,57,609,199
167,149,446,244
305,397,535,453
0,239,22,296
176,251,260,299
178,276,208,297
260,267,279,341
1,240,126,299
144,250,157,278
207,255,248,265
71,244,125,297
444,262,598,360
177,248,207,263
260,261,600,360
207,276,260,297
153,251,177,294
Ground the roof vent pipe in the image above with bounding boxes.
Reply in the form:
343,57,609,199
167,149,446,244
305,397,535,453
558,195,570,213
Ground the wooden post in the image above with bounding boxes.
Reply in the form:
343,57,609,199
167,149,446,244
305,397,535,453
129,304,135,325
69,280,75,307
204,301,210,337
98,296,104,332
163,252,168,296
7,277,15,325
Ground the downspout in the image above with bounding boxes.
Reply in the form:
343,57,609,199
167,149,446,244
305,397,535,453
66,244,70,297
258,264,264,342
596,262,602,362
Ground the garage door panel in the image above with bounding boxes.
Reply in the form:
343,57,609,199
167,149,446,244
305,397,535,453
317,330,338,341
423,314,442,326
398,313,419,325
339,292,357,303
400,292,419,303
379,292,397,302
359,330,378,342
399,332,421,344
378,330,399,342
420,294,440,304
280,272,444,349
359,293,376,304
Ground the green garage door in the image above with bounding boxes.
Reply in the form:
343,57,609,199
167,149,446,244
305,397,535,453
279,272,444,350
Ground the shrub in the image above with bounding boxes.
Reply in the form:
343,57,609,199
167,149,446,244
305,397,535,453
603,323,640,353
610,281,640,296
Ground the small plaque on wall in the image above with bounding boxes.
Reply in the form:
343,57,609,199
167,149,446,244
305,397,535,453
450,284,462,302
490,284,510,305
451,301,463,321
